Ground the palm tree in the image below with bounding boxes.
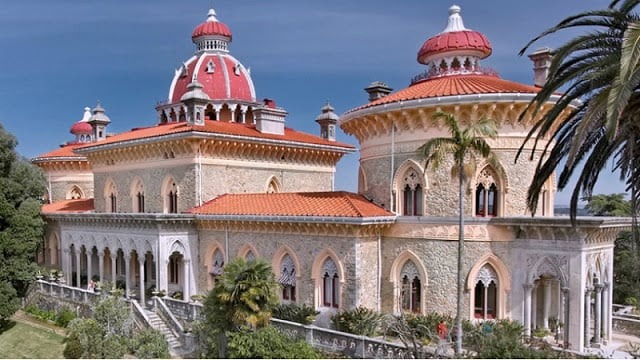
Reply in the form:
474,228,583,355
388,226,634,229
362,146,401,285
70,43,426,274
516,0,640,223
203,257,279,357
417,111,500,355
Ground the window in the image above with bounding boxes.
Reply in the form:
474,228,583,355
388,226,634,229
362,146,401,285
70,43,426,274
110,193,117,212
132,180,145,213
169,253,181,284
475,167,499,217
279,254,296,302
400,261,421,313
245,250,255,262
474,264,498,319
137,192,145,213
401,169,423,216
165,181,178,214
105,181,117,213
321,258,339,308
68,186,83,200
210,250,224,284
206,60,215,73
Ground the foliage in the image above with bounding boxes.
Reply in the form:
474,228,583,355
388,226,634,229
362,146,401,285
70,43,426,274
516,0,640,222
613,229,640,304
584,193,632,216
272,303,319,325
171,291,183,300
202,258,279,357
130,328,170,359
55,307,76,328
63,335,84,359
0,124,46,321
24,304,56,322
226,326,322,359
331,306,383,337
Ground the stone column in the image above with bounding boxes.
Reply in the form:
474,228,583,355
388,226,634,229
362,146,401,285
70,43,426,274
124,254,131,298
594,283,604,345
159,260,168,295
75,249,81,288
531,285,538,331
229,104,238,122
86,250,93,286
240,105,248,123
483,284,489,320
183,259,190,301
562,287,570,349
111,254,117,284
584,288,592,347
523,284,533,337
98,251,105,282
602,282,610,343
543,280,551,329
62,248,70,283
139,257,146,304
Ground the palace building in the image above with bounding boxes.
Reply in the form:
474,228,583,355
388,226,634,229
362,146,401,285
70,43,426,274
33,5,629,352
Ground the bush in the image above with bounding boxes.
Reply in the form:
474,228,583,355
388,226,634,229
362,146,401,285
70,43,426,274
226,326,322,359
55,307,75,328
25,304,55,322
331,306,383,337
272,303,319,325
131,328,170,359
62,334,83,359
171,291,183,300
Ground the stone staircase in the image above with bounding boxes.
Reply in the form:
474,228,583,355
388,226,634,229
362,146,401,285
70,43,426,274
144,309,182,352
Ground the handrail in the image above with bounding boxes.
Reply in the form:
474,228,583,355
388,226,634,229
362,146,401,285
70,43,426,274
155,296,184,336
129,299,153,330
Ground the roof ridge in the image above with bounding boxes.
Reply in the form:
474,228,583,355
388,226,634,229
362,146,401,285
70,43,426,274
341,192,366,217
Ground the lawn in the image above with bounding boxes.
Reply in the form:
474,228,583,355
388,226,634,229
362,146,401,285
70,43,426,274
0,320,66,358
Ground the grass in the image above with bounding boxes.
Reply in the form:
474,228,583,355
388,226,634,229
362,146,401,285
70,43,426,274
0,319,66,358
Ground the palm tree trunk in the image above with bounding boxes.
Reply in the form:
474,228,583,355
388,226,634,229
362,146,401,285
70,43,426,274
455,162,464,355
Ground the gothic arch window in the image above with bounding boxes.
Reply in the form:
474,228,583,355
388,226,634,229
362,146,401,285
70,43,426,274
163,178,178,214
279,254,296,302
209,249,224,285
473,264,498,319
266,177,281,193
321,257,339,308
400,168,423,216
104,180,117,213
475,167,500,217
67,185,84,200
206,59,215,73
131,178,145,213
400,260,421,313
245,250,255,262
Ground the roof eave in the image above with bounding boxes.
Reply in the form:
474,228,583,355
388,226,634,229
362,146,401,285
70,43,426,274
194,214,397,225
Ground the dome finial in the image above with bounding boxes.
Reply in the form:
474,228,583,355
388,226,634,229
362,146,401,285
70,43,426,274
207,8,218,22
442,4,466,33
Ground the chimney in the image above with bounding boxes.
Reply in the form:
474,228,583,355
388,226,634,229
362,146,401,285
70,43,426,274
364,81,393,102
255,98,287,135
528,47,552,87
315,101,339,141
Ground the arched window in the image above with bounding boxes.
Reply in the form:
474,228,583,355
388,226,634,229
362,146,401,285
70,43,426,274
104,180,117,213
400,261,421,313
206,59,215,73
475,167,499,217
67,185,84,200
473,264,498,319
267,177,280,193
209,249,224,285
163,179,179,214
279,254,296,302
131,179,144,213
245,250,255,262
401,169,423,216
322,258,339,308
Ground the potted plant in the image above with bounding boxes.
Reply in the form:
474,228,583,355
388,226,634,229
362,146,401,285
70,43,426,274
191,294,205,303
35,269,43,280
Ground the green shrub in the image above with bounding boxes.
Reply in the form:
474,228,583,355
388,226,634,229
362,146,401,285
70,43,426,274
331,306,382,337
55,307,75,328
25,304,55,322
62,334,83,359
131,328,170,359
273,303,319,325
171,291,183,300
226,326,322,359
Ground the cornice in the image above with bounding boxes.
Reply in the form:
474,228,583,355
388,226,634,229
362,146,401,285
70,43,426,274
196,218,393,237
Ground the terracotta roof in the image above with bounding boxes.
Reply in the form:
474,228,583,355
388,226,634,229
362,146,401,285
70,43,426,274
32,144,86,161
77,120,354,151
418,30,492,64
347,74,540,113
188,191,394,218
42,199,94,213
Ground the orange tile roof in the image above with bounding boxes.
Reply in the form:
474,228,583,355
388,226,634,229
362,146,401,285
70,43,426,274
188,191,394,218
32,144,86,161
42,199,94,213
348,74,540,113
77,120,354,151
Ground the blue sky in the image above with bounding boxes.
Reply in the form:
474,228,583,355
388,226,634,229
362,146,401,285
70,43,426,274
0,0,626,206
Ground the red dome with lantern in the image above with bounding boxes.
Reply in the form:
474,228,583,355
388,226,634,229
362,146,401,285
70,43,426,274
70,121,92,135
192,9,232,40
417,5,492,65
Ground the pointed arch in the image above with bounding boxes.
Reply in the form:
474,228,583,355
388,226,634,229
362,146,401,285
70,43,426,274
66,185,84,200
389,250,428,314
273,246,301,303
103,178,117,212
466,253,511,319
265,176,281,193
311,248,345,309
130,177,145,213
392,159,426,216
161,176,179,214
528,256,568,287
238,243,259,261
205,242,225,289
472,162,506,217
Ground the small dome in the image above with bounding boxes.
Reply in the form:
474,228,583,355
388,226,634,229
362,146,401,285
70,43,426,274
417,5,492,65
192,9,232,41
70,121,92,135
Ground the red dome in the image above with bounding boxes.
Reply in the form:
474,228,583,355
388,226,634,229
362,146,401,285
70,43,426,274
70,121,92,135
191,9,232,40
418,30,491,64
169,53,255,103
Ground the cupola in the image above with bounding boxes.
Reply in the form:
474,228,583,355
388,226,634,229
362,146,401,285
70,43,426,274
315,102,339,141
191,8,232,53
69,107,93,143
88,101,111,141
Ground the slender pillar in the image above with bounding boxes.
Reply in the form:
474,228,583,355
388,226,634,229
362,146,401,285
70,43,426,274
183,259,190,301
562,287,570,349
62,248,70,283
111,254,117,284
531,285,538,331
584,288,592,347
124,255,131,298
139,258,146,304
523,284,533,336
75,249,81,288
543,280,551,329
594,283,603,345
602,282,610,343
86,250,93,286
98,251,105,282
483,285,488,320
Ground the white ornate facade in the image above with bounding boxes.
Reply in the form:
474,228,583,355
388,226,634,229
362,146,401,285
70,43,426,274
34,6,630,353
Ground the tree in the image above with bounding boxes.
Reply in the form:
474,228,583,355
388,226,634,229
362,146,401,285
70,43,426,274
203,258,279,357
417,111,499,355
583,193,632,216
0,123,45,322
516,0,640,222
